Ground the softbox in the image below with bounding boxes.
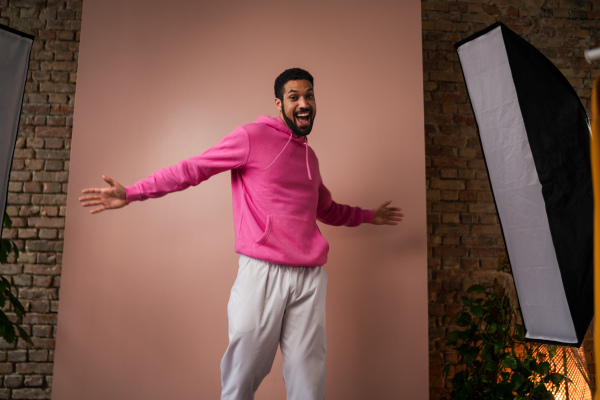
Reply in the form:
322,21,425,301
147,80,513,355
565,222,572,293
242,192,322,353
455,22,593,346
0,25,34,236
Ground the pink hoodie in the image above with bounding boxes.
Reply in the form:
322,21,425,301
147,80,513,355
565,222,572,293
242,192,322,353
126,115,373,266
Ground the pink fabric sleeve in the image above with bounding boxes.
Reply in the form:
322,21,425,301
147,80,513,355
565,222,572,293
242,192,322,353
126,127,250,204
316,182,373,226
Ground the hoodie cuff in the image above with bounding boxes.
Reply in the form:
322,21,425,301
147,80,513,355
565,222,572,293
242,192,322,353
125,185,144,204
363,209,374,224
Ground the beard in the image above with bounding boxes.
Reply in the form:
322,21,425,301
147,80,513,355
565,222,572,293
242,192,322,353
281,102,314,137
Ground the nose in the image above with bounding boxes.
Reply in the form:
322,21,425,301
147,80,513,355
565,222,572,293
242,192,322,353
298,97,309,108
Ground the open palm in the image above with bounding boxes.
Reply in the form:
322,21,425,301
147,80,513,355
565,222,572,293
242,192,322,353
79,175,127,214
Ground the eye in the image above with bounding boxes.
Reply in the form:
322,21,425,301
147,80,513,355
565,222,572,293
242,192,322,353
289,96,298,101
307,94,314,100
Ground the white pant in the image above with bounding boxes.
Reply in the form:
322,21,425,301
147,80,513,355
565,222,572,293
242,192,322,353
220,255,328,400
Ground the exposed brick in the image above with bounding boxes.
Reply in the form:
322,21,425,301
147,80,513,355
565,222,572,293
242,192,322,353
13,275,32,287
8,182,22,192
0,265,22,276
432,246,468,258
27,351,47,363
429,179,465,190
31,326,51,339
32,276,52,288
25,160,44,171
47,93,67,104
34,127,70,138
23,182,42,193
7,351,27,363
7,194,31,205
0,364,14,374
32,171,69,183
4,374,23,388
11,388,51,399
26,138,44,149
35,150,70,160
37,229,57,240
9,0,46,6
17,229,37,240
30,194,67,206
39,207,58,217
23,375,44,387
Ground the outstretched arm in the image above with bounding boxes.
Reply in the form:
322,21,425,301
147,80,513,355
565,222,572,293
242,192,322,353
79,175,127,214
373,201,403,225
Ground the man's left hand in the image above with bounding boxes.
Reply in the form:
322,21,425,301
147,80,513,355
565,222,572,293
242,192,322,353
373,201,403,225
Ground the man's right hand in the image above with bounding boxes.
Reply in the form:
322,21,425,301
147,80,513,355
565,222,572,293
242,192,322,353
79,175,127,214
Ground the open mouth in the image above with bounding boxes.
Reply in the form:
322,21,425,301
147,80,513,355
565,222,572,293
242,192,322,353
295,110,312,127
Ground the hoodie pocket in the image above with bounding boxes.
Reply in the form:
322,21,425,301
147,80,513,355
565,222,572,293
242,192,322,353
254,214,329,265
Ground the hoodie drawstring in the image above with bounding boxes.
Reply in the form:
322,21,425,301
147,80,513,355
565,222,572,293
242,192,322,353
261,132,293,172
261,131,312,180
304,136,312,180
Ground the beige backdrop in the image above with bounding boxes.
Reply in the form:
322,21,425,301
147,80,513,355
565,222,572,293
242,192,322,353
53,0,427,398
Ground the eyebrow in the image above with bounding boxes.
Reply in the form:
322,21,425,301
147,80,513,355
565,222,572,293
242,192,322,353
287,88,314,94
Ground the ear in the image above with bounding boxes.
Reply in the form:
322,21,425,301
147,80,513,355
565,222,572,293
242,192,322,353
275,97,282,112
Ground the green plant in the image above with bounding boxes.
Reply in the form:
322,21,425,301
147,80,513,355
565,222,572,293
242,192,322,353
442,280,567,400
0,212,32,345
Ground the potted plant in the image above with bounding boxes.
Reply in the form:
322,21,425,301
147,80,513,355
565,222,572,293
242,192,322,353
441,278,567,400
1,212,31,345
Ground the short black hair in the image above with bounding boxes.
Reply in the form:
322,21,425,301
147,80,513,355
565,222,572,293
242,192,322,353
274,68,314,100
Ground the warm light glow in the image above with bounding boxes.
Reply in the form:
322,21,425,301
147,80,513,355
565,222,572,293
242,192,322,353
538,345,592,400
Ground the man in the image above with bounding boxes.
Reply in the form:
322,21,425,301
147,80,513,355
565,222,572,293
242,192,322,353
79,68,403,400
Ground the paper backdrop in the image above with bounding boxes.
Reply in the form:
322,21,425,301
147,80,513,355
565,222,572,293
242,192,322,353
52,1,428,399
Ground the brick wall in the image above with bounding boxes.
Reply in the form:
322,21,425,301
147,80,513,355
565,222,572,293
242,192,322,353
423,0,600,399
0,0,81,398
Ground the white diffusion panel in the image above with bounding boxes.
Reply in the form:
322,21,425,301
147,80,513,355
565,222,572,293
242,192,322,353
457,26,577,344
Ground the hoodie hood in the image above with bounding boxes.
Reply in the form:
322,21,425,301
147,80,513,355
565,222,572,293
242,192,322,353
255,115,313,180
254,115,294,136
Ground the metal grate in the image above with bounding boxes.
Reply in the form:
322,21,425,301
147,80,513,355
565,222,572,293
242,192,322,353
534,345,592,400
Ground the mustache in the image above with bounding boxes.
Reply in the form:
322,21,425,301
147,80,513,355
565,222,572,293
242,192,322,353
294,108,312,116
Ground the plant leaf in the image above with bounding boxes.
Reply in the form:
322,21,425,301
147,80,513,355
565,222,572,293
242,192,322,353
461,296,473,307
456,312,472,327
548,373,564,385
3,213,12,230
467,284,486,294
443,361,451,380
486,362,499,372
0,317,16,344
462,346,479,365
512,373,525,391
470,305,483,318
447,330,460,345
502,355,518,370
0,240,9,264
514,324,525,339
548,345,557,359
11,243,19,260
0,212,29,346
536,361,550,377
481,346,493,362
16,325,32,346
494,342,503,354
